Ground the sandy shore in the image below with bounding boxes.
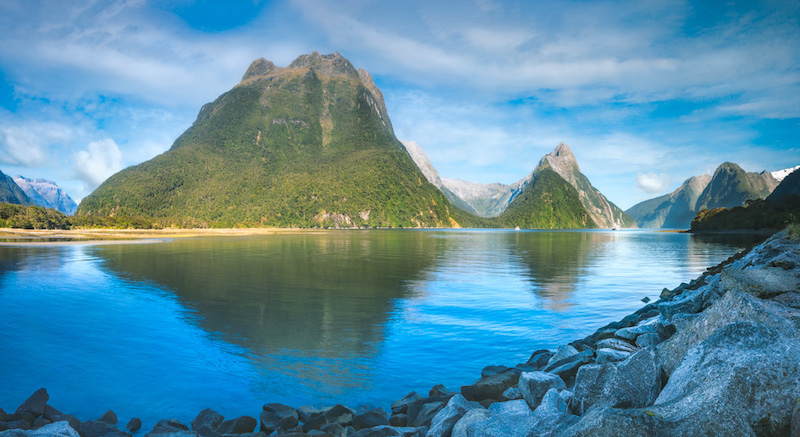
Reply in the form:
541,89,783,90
0,227,324,246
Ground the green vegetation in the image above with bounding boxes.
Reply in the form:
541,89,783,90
690,197,800,231
695,162,777,211
0,171,30,205
494,169,596,229
0,203,70,229
78,56,475,229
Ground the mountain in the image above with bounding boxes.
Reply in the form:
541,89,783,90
439,178,512,217
766,168,800,202
400,140,480,216
626,174,711,229
12,176,78,215
531,143,634,229
691,168,800,232
434,143,634,228
77,52,472,228
772,165,800,182
0,169,30,206
694,162,779,211
496,168,596,229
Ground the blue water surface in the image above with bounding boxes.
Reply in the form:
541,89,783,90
0,230,762,430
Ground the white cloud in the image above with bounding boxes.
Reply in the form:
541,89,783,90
73,138,123,187
635,172,670,194
0,122,72,167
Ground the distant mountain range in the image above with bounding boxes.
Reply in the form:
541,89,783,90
0,169,31,206
405,141,634,228
627,162,791,229
13,176,78,215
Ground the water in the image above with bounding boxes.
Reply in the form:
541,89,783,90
0,230,763,428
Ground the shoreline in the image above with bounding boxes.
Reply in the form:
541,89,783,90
0,227,773,247
1,230,798,436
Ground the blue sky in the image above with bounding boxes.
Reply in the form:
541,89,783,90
0,0,797,209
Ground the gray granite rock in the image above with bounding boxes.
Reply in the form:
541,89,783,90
425,395,481,437
518,371,566,410
14,389,48,417
260,403,298,434
0,421,79,437
192,409,224,431
352,407,389,430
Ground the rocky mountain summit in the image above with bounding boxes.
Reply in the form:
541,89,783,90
12,176,77,215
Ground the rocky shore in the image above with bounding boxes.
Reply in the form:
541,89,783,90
2,230,799,436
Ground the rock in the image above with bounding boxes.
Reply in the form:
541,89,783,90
572,348,662,414
323,405,355,427
146,419,189,436
595,348,631,364
391,393,422,415
477,399,497,409
518,371,566,410
426,395,481,437
6,422,29,431
389,414,408,427
792,399,800,437
722,266,800,299
297,406,321,423
98,411,117,425
657,289,800,375
194,425,221,437
320,422,343,435
301,413,326,433
641,296,650,303
460,371,520,402
546,345,579,365
0,421,79,437
428,385,456,398
14,389,48,417
594,338,638,353
192,409,224,431
80,420,129,437
218,416,257,435
530,389,576,432
49,415,80,433
451,400,536,437
126,418,142,433
568,321,800,435
657,285,707,320
30,419,49,430
260,403,298,434
41,406,62,423
409,402,444,428
501,387,522,401
541,350,594,383
635,333,662,349
350,425,425,437
479,366,508,378
614,323,657,341
526,350,554,369
352,408,389,430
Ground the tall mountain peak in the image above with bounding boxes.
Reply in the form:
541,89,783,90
241,58,276,82
287,51,358,78
538,142,581,178
12,175,77,215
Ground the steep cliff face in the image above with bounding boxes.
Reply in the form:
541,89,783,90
0,170,30,206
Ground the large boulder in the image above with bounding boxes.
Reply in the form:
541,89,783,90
518,371,566,410
145,419,190,436
191,409,224,431
14,389,48,417
566,322,800,436
541,350,594,383
460,370,521,402
260,403,298,434
352,408,389,430
451,400,536,437
425,395,481,437
0,421,79,437
217,416,257,435
572,348,662,414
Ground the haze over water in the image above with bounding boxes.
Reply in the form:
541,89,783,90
0,230,762,428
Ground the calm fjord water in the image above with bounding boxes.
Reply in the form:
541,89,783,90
0,230,762,427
